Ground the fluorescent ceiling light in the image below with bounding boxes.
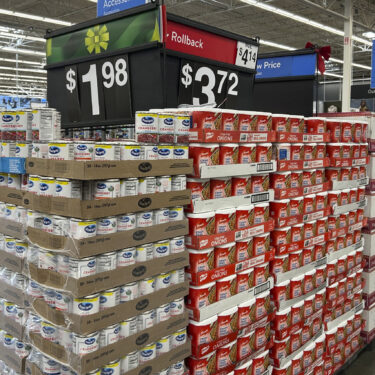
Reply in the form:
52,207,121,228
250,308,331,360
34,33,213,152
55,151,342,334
0,72,46,80
0,66,46,74
0,32,45,43
240,0,372,47
0,77,46,83
363,31,375,39
323,72,343,78
0,8,72,26
0,57,43,66
0,46,45,56
330,57,371,70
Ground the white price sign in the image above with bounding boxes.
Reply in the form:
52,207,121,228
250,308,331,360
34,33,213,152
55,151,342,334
235,41,258,70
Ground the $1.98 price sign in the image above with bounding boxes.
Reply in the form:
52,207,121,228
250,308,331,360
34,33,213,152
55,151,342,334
65,54,132,123
178,60,240,107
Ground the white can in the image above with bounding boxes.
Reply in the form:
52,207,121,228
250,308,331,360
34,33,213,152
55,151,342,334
170,268,185,285
156,335,171,355
173,145,189,159
42,215,54,233
140,342,157,363
27,280,43,298
15,340,31,358
169,206,184,221
2,142,16,157
94,143,121,160
100,287,120,310
99,323,120,347
70,218,97,239
3,333,16,349
28,175,40,193
153,240,170,258
120,316,138,339
43,288,56,308
61,364,72,375
117,247,137,267
55,291,72,312
120,178,139,196
139,277,155,296
48,141,74,160
15,205,27,224
120,282,139,302
4,236,16,254
156,176,172,193
94,179,120,199
38,249,57,271
101,360,121,375
97,251,117,273
170,236,185,254
72,294,100,316
8,173,21,189
56,254,70,275
0,172,7,186
154,208,170,225
55,178,82,198
170,298,185,316
42,356,61,374
15,142,32,158
155,272,171,290
171,328,187,348
27,209,43,228
14,240,27,259
31,142,49,158
52,215,70,236
97,216,117,235
117,213,136,231
170,361,185,375
139,177,156,194
72,331,99,355
21,174,29,191
136,211,154,227
120,143,142,160
5,204,17,221
172,175,187,191
3,301,16,318
136,243,154,262
121,351,139,373
74,142,94,160
41,321,59,343
141,144,158,160
69,256,97,278
156,303,170,323
158,145,174,159
137,309,156,331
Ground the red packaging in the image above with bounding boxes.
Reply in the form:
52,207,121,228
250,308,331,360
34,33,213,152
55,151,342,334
216,275,237,301
256,143,272,162
291,143,304,161
236,205,253,230
342,144,351,158
303,342,314,368
272,280,290,304
188,212,216,236
291,224,304,243
316,218,327,234
351,167,359,180
270,199,290,218
340,189,349,205
272,338,290,361
306,117,326,134
272,255,288,275
290,275,303,299
352,144,360,158
326,282,338,302
346,252,355,270
188,353,217,375
301,325,311,345
339,213,348,228
353,122,363,142
290,171,303,188
189,143,220,174
325,327,337,350
253,203,269,224
272,115,290,132
232,177,250,196
237,300,252,329
316,144,326,159
271,172,291,189
327,216,338,230
271,227,291,246
291,302,303,326
348,211,356,225
354,313,362,330
302,247,313,266
359,166,366,179
357,187,365,201
304,143,317,160
189,316,217,346
237,269,252,293
238,113,256,131
303,295,314,318
253,233,270,255
338,279,346,297
290,116,304,133
221,111,238,131
327,143,342,159
341,168,350,181
255,292,271,321
252,350,270,375
220,143,239,165
357,209,364,222
326,168,341,181
291,353,303,375
215,208,236,233
315,168,324,185
341,122,352,142
355,250,363,266
238,143,256,164
254,263,269,285
360,143,368,157
214,242,236,268
314,244,325,260
328,191,340,206
187,178,210,201
290,330,302,352
192,110,222,129
210,177,232,199
250,174,269,193
274,308,291,332
217,307,238,338
289,197,303,216
188,248,214,273
336,236,345,250
257,113,272,131
303,170,313,187
188,282,216,308
303,270,316,294
362,122,368,141
327,121,341,142
315,193,325,211
327,260,337,279
325,239,335,252
236,332,251,360
315,288,325,310
304,221,316,239
354,230,362,243
288,251,302,270
216,340,237,370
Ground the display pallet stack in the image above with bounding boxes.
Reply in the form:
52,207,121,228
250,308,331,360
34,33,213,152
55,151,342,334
0,108,194,375
183,109,277,375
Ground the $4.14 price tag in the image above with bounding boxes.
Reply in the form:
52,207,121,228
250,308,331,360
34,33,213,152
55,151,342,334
235,41,258,70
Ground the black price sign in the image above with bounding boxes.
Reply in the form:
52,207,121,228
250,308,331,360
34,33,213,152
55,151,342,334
178,60,240,107
64,54,132,123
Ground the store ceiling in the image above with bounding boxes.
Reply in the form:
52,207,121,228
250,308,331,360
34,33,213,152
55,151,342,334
0,0,374,96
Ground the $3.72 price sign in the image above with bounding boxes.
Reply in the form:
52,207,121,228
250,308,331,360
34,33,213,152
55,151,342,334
178,60,240,107
65,54,132,123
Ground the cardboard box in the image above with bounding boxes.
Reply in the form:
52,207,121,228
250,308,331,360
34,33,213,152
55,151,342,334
22,189,191,219
0,313,25,340
325,302,363,331
330,156,369,168
362,306,375,333
32,280,189,334
276,132,330,143
0,345,26,373
0,186,24,206
26,158,193,179
30,312,189,373
365,195,375,218
363,233,375,256
368,154,375,178
274,181,330,200
189,129,276,143
29,251,189,297
0,279,30,308
27,219,189,257
27,341,191,375
363,270,375,295
0,249,25,274
0,218,25,240
278,158,330,171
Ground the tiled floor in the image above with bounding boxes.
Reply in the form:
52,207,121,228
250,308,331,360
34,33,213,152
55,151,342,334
340,342,375,374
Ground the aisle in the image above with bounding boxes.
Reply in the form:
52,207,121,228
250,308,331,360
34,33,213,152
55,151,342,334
341,341,375,374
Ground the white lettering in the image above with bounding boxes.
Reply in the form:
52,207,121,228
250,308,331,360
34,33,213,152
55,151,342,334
170,31,204,49
263,61,281,69
103,0,131,8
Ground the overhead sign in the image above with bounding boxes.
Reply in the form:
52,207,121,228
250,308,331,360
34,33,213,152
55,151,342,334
371,39,375,89
97,0,149,17
256,53,316,79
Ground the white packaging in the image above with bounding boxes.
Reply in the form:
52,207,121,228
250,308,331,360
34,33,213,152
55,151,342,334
365,195,375,218
363,270,375,295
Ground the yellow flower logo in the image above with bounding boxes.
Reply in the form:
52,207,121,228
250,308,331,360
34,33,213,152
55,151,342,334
85,25,109,54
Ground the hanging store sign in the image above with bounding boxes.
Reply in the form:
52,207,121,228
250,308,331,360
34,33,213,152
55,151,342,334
97,0,150,17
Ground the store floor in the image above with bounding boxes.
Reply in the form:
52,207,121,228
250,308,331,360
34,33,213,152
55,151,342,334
340,341,375,374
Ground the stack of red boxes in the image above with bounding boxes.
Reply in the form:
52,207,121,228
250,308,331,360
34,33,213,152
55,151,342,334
184,109,277,375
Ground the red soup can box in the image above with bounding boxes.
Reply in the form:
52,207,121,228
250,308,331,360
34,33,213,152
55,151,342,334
187,212,216,236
